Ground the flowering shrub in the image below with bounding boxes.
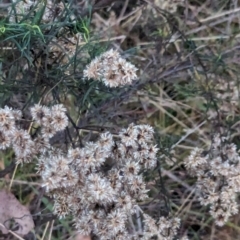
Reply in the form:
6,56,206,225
185,134,240,226
3,1,238,238
0,103,186,239
0,40,186,237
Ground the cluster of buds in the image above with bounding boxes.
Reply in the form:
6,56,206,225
142,213,182,240
0,103,185,239
83,49,138,87
0,104,68,164
37,123,161,239
185,134,240,226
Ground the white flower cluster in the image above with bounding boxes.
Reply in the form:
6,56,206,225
83,49,138,87
30,104,68,139
0,104,68,164
0,104,185,239
8,0,65,23
143,213,182,240
36,123,184,239
185,134,240,226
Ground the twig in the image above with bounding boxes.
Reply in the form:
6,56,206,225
1,178,42,186
41,221,50,240
128,214,136,236
136,207,142,235
47,220,54,240
0,223,25,240
199,7,240,23
8,163,18,191
175,187,196,217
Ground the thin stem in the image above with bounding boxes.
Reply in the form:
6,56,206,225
41,221,50,240
8,163,19,191
47,220,54,240
0,223,25,240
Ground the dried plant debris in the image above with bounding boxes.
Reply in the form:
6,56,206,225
0,189,34,235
